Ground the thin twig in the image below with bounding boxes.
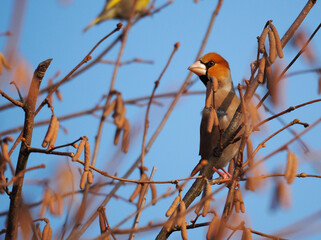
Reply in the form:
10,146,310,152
0,89,23,108
252,119,303,158
99,58,154,66
141,42,179,166
9,81,24,102
7,25,122,157
0,164,45,187
255,98,321,130
246,116,321,173
68,3,137,239
129,167,157,240
0,90,205,137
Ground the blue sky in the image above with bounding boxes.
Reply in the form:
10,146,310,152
1,1,321,239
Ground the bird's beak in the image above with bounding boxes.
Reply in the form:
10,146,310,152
188,60,206,76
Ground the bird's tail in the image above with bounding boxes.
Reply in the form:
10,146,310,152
83,17,101,32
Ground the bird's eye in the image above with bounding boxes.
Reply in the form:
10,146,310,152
206,61,215,68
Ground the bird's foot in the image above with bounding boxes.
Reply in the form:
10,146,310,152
213,167,232,179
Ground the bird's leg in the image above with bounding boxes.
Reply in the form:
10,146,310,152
213,167,232,179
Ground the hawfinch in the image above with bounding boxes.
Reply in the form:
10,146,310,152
188,53,241,178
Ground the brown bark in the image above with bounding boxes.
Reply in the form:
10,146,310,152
5,59,52,240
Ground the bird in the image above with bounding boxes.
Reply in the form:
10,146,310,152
84,0,150,32
188,52,242,178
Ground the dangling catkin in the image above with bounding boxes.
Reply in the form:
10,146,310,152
115,106,126,128
87,170,93,184
178,200,187,240
241,228,252,240
84,141,91,171
80,171,88,189
1,141,10,162
234,188,245,213
206,216,219,240
72,137,86,161
98,209,107,233
129,184,142,202
150,183,157,205
257,57,266,83
42,223,52,240
285,151,298,184
234,188,241,213
121,118,130,153
268,30,277,63
207,108,216,133
246,138,253,168
259,27,269,53
103,99,116,118
202,180,212,217
48,120,59,149
240,189,245,213
114,128,122,145
245,177,256,192
205,81,213,108
211,76,219,92
137,181,148,207
190,159,208,177
166,195,180,217
270,23,284,58
164,210,177,231
42,115,58,148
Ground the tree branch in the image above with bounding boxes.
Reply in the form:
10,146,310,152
5,58,52,240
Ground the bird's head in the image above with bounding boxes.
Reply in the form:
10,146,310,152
188,53,232,89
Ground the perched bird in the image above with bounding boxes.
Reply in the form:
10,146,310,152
84,0,150,32
188,53,241,178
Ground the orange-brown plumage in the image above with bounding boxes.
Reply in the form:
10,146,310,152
200,53,230,78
